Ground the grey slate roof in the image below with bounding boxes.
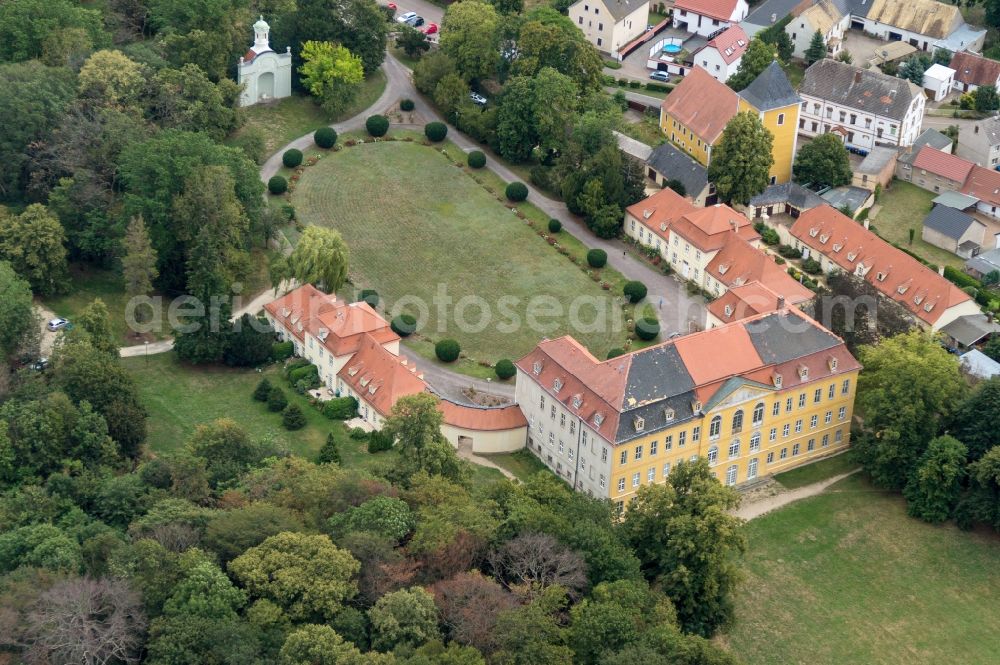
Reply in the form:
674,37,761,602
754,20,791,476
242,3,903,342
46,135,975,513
923,204,982,241
615,344,698,443
646,142,710,196
932,191,979,210
800,59,920,122
966,247,1000,275
739,61,800,111
856,146,896,174
821,186,872,213
897,128,954,166
972,116,1000,147
572,0,646,22
744,311,841,365
942,315,1000,347
749,182,827,210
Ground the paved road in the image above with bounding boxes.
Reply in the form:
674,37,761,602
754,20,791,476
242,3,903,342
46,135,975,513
381,0,443,30
604,87,664,110
615,130,653,161
921,114,987,136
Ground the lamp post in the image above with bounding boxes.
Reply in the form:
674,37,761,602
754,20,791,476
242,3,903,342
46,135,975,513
144,340,149,365
486,377,491,400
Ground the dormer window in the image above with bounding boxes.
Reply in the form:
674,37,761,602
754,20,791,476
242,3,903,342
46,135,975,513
897,284,908,295
368,384,378,394
773,373,783,388
348,366,359,376
532,361,542,375
660,222,668,232
855,263,865,277
572,395,583,409
553,378,563,392
914,294,924,305
828,356,838,371
847,251,857,262
833,242,843,252
718,263,730,275
798,365,809,380
876,271,886,282
360,377,370,387
691,400,703,414
281,307,291,317
809,227,819,237
664,407,675,422
724,304,733,317
593,413,604,426
924,302,934,312
643,209,653,219
820,233,829,243
633,416,645,431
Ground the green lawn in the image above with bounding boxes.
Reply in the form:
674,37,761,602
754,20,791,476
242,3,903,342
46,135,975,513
721,474,1000,665
483,449,549,483
871,181,965,270
618,114,665,147
291,139,636,365
231,71,387,158
773,451,858,489
43,264,170,345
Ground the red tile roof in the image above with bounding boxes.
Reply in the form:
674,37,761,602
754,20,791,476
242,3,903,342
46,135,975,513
674,0,740,21
912,146,974,183
668,203,758,252
660,67,740,145
705,236,814,304
337,334,427,417
265,284,399,357
950,51,1000,88
790,205,973,325
625,187,697,242
439,402,527,431
704,25,749,65
672,322,763,385
961,164,1000,207
707,281,785,323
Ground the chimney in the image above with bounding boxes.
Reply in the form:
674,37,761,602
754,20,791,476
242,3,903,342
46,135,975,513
938,265,945,276
854,70,862,84
864,219,870,229
777,295,785,310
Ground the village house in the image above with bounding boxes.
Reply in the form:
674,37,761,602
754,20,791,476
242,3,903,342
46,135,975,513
961,165,1000,221
672,0,749,37
956,116,1000,168
785,206,981,331
897,145,974,193
706,281,789,327
852,146,897,190
922,63,956,102
798,59,925,151
921,204,987,258
645,142,715,206
949,50,1000,93
693,25,750,81
568,0,649,56
747,182,826,220
785,0,847,60
515,309,861,507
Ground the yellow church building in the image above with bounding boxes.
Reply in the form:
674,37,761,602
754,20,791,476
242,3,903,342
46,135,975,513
659,61,800,185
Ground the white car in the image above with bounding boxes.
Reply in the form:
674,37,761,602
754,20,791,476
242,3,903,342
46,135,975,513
469,92,488,106
396,11,417,23
47,317,70,332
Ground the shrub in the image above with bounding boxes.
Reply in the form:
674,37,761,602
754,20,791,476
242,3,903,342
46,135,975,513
424,121,447,142
272,341,293,360
283,357,310,376
288,364,319,385
777,244,802,259
607,347,625,359
267,387,288,412
318,433,341,464
587,249,607,268
467,150,486,168
253,377,272,402
314,127,338,149
435,339,461,362
548,219,562,233
349,427,368,440
282,148,303,168
623,281,648,303
645,82,669,92
366,115,390,137
391,314,417,336
400,98,415,111
282,404,306,430
635,317,660,341
358,289,379,307
494,359,516,380
268,176,288,195
505,181,529,202
944,265,982,291
802,258,822,274
367,430,393,453
323,396,359,420
628,80,641,88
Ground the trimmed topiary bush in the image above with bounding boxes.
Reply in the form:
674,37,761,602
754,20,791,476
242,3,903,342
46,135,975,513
635,317,660,341
400,98,415,111
366,115,390,137
802,258,822,274
283,148,303,168
323,396,358,420
314,127,338,149
367,430,394,453
282,403,306,430
358,289,379,307
505,181,529,202
425,121,447,142
494,359,516,380
467,151,486,168
268,175,288,195
253,377,272,402
267,386,288,412
623,280,648,303
391,314,417,337
548,219,562,233
607,347,625,359
349,427,368,440
435,339,461,362
272,341,293,360
587,249,608,268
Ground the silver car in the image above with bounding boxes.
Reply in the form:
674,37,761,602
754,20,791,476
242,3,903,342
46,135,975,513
47,317,70,332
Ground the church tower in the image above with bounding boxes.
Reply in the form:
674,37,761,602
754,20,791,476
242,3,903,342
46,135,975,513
237,16,292,107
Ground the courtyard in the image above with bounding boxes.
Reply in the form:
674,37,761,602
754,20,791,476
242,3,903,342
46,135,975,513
291,139,639,365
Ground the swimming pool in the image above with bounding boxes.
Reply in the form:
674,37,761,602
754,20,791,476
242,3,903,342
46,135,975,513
663,44,682,54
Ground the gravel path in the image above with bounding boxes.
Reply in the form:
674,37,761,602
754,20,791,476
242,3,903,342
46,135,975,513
732,469,861,521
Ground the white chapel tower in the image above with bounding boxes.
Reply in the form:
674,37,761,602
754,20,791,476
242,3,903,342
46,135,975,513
237,16,292,107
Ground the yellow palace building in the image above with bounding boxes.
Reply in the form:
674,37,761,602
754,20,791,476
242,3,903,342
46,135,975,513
514,309,860,510
659,61,800,185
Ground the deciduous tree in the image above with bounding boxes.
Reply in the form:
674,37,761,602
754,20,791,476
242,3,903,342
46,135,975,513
440,0,501,81
299,41,365,116
0,204,69,295
793,133,852,188
726,38,774,91
122,216,158,322
706,112,774,206
368,586,441,651
0,261,38,362
950,377,1000,461
287,226,349,294
903,435,968,523
396,25,430,59
78,49,147,110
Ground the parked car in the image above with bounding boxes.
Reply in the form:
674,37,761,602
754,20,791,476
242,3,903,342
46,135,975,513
47,317,70,332
406,15,424,26
469,92,488,106
396,11,416,23
422,23,438,35
29,357,48,371
387,2,397,8
649,70,670,82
